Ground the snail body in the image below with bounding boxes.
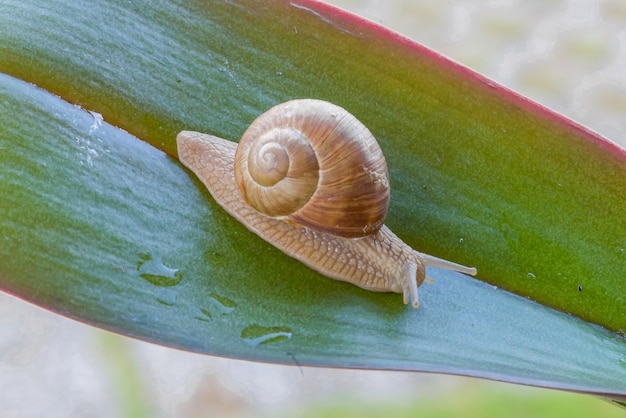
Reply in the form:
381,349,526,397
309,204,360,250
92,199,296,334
177,99,476,308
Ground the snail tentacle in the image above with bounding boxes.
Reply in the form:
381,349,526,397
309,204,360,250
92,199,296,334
418,252,478,276
403,262,420,309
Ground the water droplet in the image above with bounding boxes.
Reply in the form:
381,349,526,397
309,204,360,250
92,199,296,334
241,324,292,346
189,294,237,319
209,293,237,315
527,272,536,279
136,253,183,287
156,288,177,305
75,135,102,168
189,306,212,322
87,110,103,134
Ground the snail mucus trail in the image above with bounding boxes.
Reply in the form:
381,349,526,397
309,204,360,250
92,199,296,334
176,99,477,308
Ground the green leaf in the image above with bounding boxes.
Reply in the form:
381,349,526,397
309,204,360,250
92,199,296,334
2,0,626,400
2,73,626,400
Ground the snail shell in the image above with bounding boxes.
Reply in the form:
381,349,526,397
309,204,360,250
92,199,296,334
177,99,476,308
234,99,389,238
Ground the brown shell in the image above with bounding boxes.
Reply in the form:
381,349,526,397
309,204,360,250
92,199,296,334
234,99,390,238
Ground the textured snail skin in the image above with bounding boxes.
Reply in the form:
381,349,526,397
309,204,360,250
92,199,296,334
177,131,477,308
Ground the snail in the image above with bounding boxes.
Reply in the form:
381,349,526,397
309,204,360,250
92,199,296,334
176,99,476,308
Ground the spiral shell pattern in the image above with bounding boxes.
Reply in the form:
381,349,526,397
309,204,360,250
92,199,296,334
234,99,390,238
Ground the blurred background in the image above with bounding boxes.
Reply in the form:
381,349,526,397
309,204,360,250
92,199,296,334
2,0,626,417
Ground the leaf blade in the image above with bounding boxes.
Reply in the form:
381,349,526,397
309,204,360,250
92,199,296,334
1,73,626,399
